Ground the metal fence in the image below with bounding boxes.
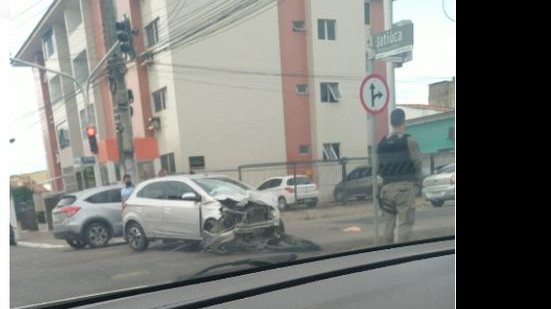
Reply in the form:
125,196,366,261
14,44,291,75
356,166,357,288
195,151,454,205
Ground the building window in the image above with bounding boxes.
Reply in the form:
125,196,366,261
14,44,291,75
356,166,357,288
296,84,308,95
152,87,167,113
292,20,306,32
49,75,62,103
65,0,82,34
364,0,370,25
160,152,176,174
448,126,455,140
73,50,89,83
189,156,205,172
299,145,310,155
42,28,54,59
145,18,159,47
320,82,342,103
317,19,336,40
56,122,70,150
322,143,340,160
137,161,155,180
79,105,95,137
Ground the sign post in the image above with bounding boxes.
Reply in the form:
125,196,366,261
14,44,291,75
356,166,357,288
360,74,390,244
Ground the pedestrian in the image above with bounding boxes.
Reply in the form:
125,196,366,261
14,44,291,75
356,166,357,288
120,174,135,202
158,168,167,177
377,108,422,244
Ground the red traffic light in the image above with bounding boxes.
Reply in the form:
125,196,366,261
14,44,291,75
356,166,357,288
86,126,96,137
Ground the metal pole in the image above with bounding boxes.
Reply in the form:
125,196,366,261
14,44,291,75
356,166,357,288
292,162,298,205
384,0,396,121
366,21,379,243
369,113,380,244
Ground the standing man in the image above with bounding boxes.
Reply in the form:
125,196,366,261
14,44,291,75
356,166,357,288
158,168,168,177
121,174,135,202
377,108,422,243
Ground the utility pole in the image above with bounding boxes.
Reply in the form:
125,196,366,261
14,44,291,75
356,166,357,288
384,0,396,114
103,2,138,179
109,54,135,178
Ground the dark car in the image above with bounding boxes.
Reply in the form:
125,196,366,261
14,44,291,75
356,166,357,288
333,165,383,201
10,224,16,246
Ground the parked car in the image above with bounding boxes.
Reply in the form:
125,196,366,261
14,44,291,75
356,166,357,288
422,163,455,207
333,165,383,202
257,175,319,210
51,185,123,249
10,224,16,246
122,175,283,252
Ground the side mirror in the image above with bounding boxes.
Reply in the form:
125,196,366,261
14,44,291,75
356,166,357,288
181,192,201,202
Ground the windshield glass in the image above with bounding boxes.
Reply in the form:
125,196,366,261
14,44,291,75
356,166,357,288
193,178,248,196
6,0,455,306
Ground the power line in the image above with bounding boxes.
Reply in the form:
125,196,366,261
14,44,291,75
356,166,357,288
9,0,49,22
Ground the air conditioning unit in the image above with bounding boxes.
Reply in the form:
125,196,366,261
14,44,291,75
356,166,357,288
292,20,306,32
147,116,161,131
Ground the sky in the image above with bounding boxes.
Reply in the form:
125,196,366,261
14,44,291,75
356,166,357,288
0,0,456,176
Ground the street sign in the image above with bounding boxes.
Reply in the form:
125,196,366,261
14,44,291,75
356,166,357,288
360,74,390,114
74,156,96,166
374,22,413,60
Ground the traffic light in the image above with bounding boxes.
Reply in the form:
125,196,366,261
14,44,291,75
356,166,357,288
115,16,136,60
86,126,98,154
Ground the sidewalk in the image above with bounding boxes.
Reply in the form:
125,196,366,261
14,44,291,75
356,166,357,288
16,230,67,249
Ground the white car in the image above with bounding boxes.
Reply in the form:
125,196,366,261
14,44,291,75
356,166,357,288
122,175,283,252
422,164,455,207
257,175,319,210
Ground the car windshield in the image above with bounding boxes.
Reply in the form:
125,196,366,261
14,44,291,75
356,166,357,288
7,0,455,307
192,178,248,197
287,177,312,186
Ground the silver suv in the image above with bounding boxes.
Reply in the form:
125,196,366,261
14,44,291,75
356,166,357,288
52,185,123,249
122,175,282,252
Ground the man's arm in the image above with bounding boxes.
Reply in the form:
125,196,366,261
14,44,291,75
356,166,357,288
407,135,423,183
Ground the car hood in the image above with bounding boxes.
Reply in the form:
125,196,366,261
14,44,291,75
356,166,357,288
423,172,455,186
212,190,278,209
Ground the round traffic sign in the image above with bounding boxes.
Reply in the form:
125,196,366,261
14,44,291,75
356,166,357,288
360,74,390,114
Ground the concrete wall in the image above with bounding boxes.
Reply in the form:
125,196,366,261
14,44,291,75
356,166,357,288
306,0,369,160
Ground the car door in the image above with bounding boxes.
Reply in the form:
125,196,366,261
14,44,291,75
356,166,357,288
133,182,166,236
357,167,374,196
346,168,363,196
159,181,201,240
106,189,123,235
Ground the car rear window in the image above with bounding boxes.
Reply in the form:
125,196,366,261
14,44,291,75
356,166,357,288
287,177,312,186
56,196,76,207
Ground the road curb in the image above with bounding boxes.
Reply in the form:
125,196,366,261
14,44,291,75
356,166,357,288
16,241,67,249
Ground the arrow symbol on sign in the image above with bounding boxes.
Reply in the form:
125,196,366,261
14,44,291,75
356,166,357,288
370,83,383,107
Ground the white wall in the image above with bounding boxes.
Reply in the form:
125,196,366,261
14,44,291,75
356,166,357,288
143,0,287,172
306,0,369,160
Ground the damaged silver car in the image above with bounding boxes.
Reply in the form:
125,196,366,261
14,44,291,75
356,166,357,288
122,175,284,253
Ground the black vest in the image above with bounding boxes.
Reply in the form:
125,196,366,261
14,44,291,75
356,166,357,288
377,134,416,184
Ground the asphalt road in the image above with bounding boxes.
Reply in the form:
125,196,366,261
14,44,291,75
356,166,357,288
10,202,454,308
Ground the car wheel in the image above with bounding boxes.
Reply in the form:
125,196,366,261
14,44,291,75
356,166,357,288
431,200,445,207
307,199,318,207
66,238,86,249
277,197,288,211
334,189,345,202
84,222,111,248
126,222,149,251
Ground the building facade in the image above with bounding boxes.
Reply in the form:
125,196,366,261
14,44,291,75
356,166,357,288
15,0,390,192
